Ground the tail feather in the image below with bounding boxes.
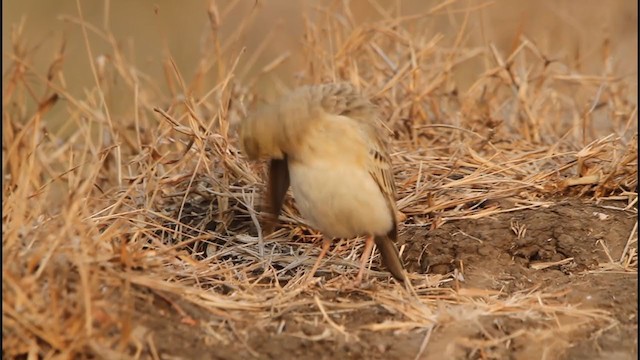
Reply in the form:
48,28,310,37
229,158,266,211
374,235,405,282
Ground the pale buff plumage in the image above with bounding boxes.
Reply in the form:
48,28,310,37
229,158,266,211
239,83,405,282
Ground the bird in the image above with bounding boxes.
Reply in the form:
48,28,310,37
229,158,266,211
238,82,405,284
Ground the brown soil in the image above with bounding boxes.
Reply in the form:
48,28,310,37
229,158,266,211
130,201,637,360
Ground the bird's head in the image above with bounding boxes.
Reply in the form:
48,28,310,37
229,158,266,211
238,105,285,160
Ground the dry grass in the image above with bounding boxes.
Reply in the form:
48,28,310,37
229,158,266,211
2,0,637,358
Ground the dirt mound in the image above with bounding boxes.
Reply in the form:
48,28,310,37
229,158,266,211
130,201,636,360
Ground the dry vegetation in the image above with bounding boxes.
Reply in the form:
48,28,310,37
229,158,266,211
2,1,637,359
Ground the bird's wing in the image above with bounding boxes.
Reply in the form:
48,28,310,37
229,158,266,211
365,122,405,281
365,129,399,238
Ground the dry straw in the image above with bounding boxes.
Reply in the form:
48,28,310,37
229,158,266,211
3,0,637,358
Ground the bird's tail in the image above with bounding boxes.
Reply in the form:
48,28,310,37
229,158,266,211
374,235,405,282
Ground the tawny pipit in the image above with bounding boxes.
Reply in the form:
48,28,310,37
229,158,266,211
239,83,405,283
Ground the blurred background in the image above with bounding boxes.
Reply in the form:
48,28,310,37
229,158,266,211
3,0,637,132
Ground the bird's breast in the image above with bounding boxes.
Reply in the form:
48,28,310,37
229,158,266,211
288,158,394,239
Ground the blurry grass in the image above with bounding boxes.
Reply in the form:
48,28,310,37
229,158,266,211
2,0,638,358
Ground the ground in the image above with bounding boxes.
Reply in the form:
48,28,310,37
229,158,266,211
130,200,637,360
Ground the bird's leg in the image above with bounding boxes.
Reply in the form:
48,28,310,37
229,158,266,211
354,235,375,286
307,237,332,280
